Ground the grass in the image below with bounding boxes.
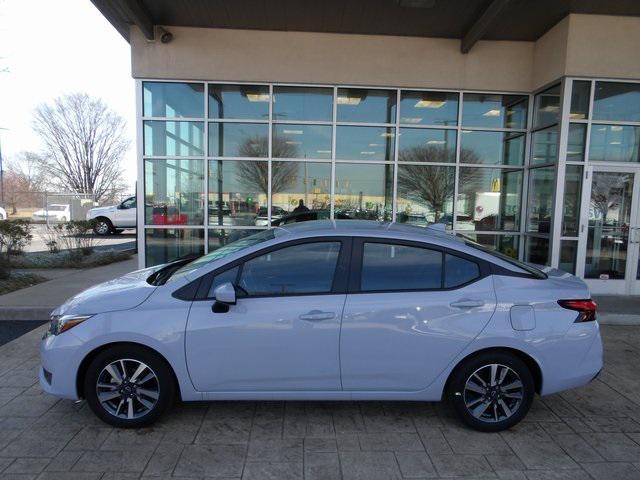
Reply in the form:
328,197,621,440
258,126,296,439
0,272,47,295
8,249,133,269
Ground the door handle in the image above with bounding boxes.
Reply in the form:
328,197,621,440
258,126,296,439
450,300,485,308
299,310,335,321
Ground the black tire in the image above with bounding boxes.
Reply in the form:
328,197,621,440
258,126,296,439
84,345,176,428
448,351,534,432
93,218,113,236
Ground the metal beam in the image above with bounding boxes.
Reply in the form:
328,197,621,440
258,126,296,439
117,0,155,40
90,0,131,41
460,0,511,53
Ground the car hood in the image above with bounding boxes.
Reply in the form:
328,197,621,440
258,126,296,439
51,265,164,317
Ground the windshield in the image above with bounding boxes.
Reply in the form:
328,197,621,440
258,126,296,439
49,205,67,211
167,229,277,282
460,236,547,279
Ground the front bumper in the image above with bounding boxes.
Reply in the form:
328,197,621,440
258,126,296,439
39,329,85,400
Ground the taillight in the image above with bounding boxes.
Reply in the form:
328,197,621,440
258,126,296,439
558,299,597,322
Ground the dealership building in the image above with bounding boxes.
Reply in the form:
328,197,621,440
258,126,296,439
93,0,640,294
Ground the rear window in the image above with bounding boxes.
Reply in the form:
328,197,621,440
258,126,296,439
462,238,547,279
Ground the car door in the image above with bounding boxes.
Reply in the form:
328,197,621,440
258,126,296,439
114,197,137,227
185,237,351,392
340,238,497,391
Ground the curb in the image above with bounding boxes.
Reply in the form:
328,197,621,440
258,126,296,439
597,313,640,326
0,307,54,321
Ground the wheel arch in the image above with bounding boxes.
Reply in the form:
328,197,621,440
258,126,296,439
444,347,543,396
76,341,182,400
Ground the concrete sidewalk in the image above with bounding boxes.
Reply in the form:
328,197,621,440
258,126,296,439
0,256,138,320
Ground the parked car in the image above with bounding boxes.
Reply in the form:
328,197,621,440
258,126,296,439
271,209,351,225
32,204,70,222
0,206,6,220
40,221,602,431
87,196,136,235
254,206,285,226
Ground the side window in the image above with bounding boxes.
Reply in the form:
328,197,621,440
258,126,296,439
361,242,442,291
238,242,341,296
444,254,480,288
122,197,136,209
207,266,240,298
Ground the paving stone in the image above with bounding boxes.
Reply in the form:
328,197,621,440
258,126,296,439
36,473,102,480
431,454,494,478
583,417,640,433
0,428,79,458
336,435,360,452
339,451,402,480
71,450,153,474
501,425,577,470
486,454,527,472
99,429,163,451
552,433,604,463
304,437,337,453
333,412,366,434
304,452,340,480
363,415,415,433
43,451,83,472
247,438,303,462
173,444,245,477
416,426,453,455
141,443,184,477
0,396,58,418
523,470,590,479
358,433,424,452
582,462,640,480
195,417,252,444
242,461,303,480
580,433,640,461
0,458,13,473
3,458,49,475
441,426,513,455
394,451,438,478
66,427,112,451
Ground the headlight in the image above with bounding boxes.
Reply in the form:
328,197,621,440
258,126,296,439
47,314,93,336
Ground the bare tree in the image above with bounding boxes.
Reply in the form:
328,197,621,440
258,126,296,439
590,173,630,223
31,93,130,201
3,152,47,214
235,136,298,195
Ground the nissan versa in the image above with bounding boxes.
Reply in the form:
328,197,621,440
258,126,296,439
40,221,603,431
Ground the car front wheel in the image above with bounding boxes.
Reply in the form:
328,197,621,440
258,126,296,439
84,345,176,428
93,218,112,235
448,351,534,432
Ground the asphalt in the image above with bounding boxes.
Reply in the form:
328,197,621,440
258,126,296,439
0,320,47,346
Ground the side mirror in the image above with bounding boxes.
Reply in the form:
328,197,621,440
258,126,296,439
212,282,236,313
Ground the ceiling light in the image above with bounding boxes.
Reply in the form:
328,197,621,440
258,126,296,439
245,93,270,102
427,140,445,145
337,96,362,105
540,105,560,112
316,150,331,154
283,129,303,135
360,151,376,155
285,141,302,145
569,113,586,119
610,141,622,145
414,100,445,109
483,109,501,117
369,143,382,147
610,126,624,132
380,132,395,138
401,117,423,123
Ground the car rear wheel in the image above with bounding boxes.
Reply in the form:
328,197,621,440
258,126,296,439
84,345,176,428
93,218,113,235
448,351,534,432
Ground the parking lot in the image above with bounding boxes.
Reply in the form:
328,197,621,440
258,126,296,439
0,324,639,480
25,225,136,253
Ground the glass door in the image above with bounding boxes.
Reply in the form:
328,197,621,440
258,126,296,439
577,166,640,294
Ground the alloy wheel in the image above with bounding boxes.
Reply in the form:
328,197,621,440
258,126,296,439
463,363,524,423
95,221,110,235
96,359,160,420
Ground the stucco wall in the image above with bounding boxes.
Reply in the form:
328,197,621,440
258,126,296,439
130,14,640,92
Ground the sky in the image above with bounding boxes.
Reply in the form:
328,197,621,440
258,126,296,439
0,0,136,189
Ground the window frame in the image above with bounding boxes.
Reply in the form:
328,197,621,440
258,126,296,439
348,237,488,294
192,237,353,300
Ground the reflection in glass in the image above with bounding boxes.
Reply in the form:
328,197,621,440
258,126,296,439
398,128,456,163
593,81,640,122
272,124,332,159
399,91,458,126
459,233,519,259
145,229,204,267
143,82,204,118
570,80,590,120
335,126,395,161
143,121,204,156
530,126,558,165
145,159,204,225
208,228,265,252
208,123,269,157
533,84,561,128
525,236,549,265
459,131,525,165
396,165,454,227
208,160,268,227
272,86,333,121
334,163,393,220
559,240,578,274
462,93,527,129
589,125,640,163
337,88,396,123
526,167,555,233
585,171,633,279
272,162,331,216
208,84,269,120
567,124,587,161
456,168,522,231
562,165,582,237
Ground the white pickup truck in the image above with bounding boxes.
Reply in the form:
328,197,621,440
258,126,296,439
86,196,137,235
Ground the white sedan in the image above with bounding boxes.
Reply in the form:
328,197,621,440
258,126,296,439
31,204,70,222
